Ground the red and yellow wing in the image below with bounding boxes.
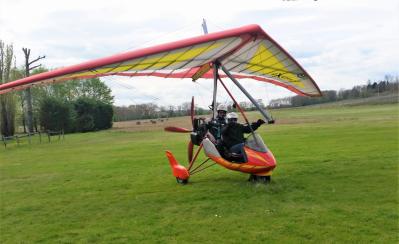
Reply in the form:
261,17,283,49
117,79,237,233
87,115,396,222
0,24,321,96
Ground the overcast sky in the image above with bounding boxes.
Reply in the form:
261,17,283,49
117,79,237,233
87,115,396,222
1,0,398,107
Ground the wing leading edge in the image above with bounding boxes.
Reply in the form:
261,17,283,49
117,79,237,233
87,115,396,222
0,24,321,96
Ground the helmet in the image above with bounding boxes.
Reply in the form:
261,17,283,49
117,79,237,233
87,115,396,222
226,112,238,119
217,104,227,112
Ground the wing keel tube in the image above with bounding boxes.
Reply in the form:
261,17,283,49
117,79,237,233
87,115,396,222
165,151,190,183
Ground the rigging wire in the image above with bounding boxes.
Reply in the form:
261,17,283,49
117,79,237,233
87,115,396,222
102,78,138,105
193,80,214,110
205,18,227,32
96,20,217,107
101,75,160,104
96,19,238,109
120,21,201,53
103,74,159,100
193,82,206,111
263,83,274,118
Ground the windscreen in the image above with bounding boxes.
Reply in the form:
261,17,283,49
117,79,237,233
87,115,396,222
245,133,268,153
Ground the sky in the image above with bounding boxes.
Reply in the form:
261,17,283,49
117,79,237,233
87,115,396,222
1,0,398,108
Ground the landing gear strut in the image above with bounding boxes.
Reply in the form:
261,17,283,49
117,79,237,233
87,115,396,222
248,174,271,183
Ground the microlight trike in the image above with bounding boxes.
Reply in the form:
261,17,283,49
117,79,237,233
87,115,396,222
0,24,321,183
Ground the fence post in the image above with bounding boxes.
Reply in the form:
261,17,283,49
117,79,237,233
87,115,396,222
2,135,5,149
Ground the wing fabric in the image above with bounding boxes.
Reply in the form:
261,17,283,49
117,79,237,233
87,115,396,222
0,25,321,96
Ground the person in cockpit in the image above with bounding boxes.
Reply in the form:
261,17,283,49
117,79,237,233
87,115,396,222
221,112,265,162
206,104,227,145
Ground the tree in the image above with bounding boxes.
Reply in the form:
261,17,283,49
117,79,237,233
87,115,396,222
22,47,45,133
78,78,114,104
0,40,16,136
54,78,113,104
73,97,113,132
29,69,113,105
73,98,96,132
94,102,113,129
39,97,75,132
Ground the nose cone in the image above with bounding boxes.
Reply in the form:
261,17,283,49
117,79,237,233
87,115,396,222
165,151,190,180
265,150,277,168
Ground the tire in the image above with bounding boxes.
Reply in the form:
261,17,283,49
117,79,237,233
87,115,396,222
176,178,188,184
248,175,271,183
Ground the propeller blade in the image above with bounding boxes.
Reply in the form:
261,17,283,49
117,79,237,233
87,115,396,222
164,126,192,133
191,96,195,127
188,140,194,162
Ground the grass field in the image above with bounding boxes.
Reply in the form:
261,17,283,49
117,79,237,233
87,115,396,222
1,103,398,243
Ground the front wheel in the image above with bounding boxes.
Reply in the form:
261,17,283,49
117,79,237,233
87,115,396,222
176,177,188,185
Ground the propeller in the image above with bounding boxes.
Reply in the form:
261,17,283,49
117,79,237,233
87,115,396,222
164,96,196,162
188,140,194,162
191,96,195,127
164,127,191,133
188,96,195,162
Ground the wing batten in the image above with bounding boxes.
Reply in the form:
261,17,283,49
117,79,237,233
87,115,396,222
222,40,272,73
225,40,263,64
157,37,242,79
153,44,200,76
175,38,238,74
162,40,220,78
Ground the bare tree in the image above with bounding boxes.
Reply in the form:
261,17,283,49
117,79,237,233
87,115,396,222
22,47,45,133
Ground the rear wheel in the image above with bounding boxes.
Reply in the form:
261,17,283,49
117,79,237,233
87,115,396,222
248,175,271,183
176,177,188,184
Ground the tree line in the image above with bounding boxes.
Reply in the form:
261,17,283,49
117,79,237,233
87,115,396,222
113,103,210,121
113,100,267,122
269,75,399,108
0,40,114,136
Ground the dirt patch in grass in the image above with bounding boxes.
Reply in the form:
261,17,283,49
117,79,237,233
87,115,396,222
112,116,193,132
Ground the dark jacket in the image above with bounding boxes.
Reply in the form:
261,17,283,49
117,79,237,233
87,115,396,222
206,116,227,140
221,122,261,149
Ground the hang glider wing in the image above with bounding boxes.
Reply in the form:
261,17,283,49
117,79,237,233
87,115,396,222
0,24,321,96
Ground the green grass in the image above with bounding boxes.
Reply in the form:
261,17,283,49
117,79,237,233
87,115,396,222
1,104,398,243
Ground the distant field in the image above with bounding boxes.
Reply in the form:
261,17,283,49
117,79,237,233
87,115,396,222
113,94,399,132
1,104,398,243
